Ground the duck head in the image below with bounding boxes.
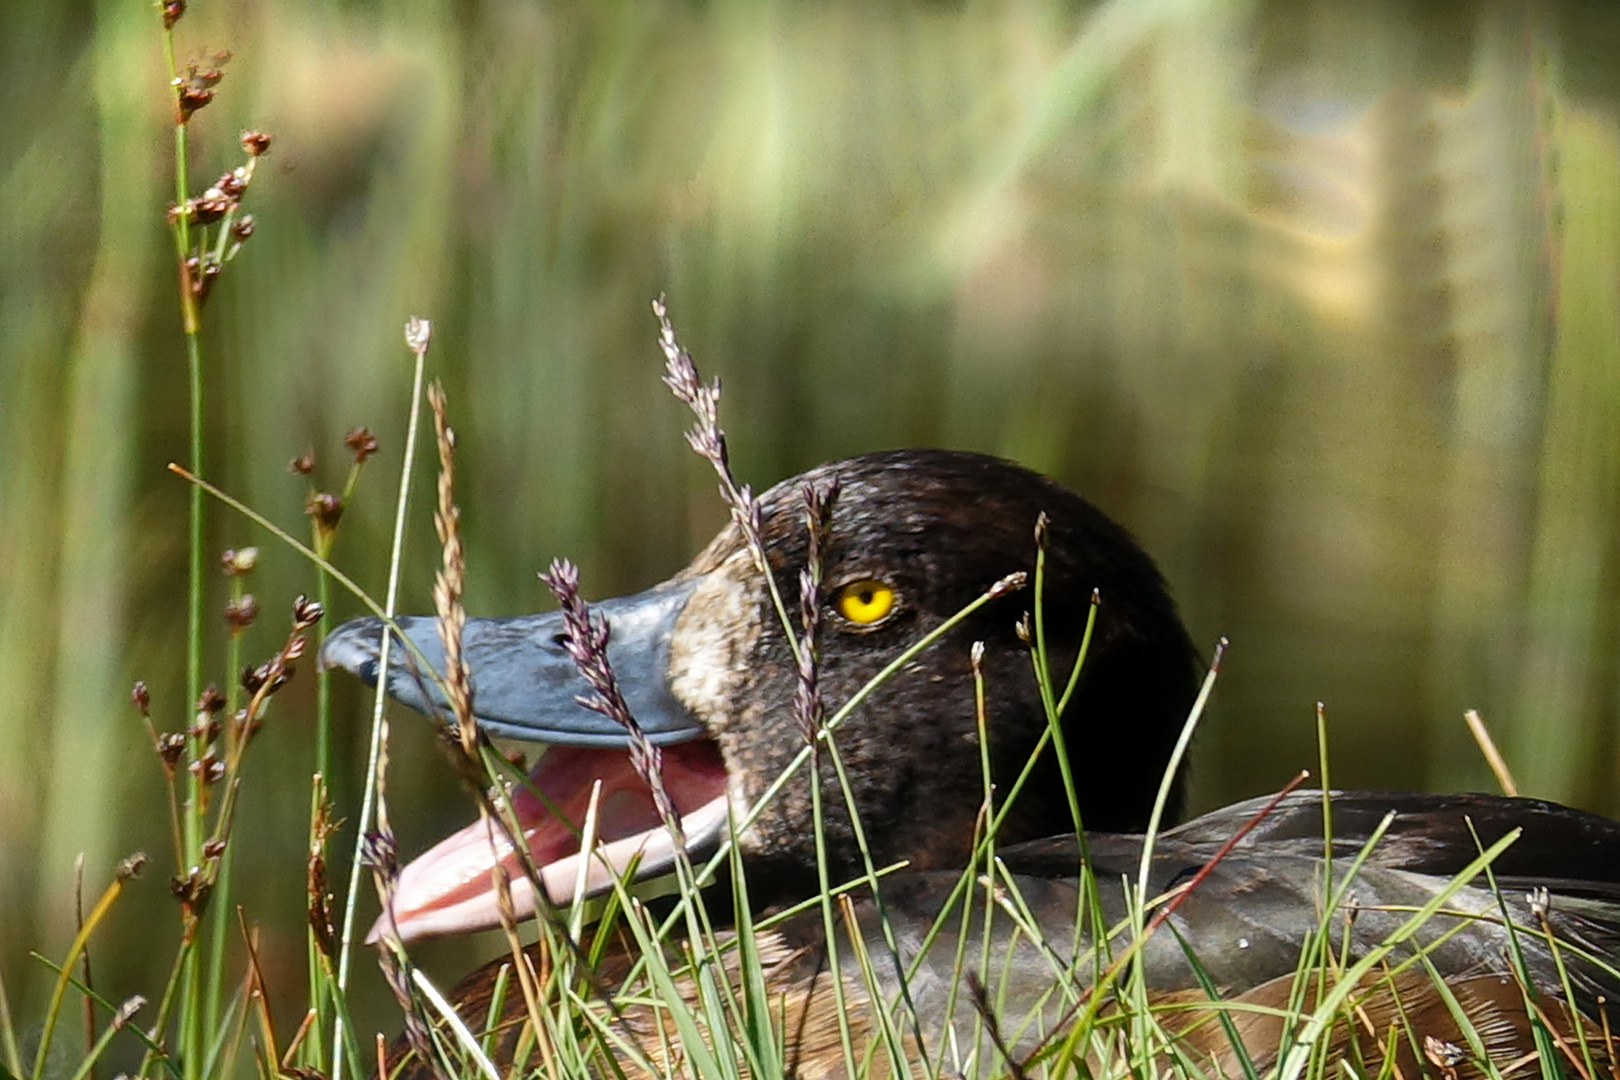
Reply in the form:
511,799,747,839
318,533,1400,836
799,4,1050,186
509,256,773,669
322,449,1199,940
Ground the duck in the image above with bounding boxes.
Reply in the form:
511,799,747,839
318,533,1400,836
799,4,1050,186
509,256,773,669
321,448,1620,1080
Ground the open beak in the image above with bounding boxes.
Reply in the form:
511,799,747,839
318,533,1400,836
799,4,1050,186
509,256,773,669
320,578,731,941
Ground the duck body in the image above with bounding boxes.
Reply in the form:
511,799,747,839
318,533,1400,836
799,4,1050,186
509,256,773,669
321,449,1620,1078
397,790,1620,1080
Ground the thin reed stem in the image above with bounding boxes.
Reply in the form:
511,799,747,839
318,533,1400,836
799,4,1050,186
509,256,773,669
1465,709,1521,797
164,23,206,1077
331,318,431,1080
32,858,143,1080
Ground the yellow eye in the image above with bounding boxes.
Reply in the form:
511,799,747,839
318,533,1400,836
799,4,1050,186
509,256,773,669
833,579,896,626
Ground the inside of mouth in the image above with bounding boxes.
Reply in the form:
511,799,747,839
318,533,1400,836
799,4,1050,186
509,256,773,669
375,738,730,941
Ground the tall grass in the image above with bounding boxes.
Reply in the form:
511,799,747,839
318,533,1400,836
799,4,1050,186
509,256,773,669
18,151,1598,1076
340,342,1609,1080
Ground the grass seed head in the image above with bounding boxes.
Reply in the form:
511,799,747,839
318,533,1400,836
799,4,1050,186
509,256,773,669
223,593,258,633
221,546,258,575
345,426,379,464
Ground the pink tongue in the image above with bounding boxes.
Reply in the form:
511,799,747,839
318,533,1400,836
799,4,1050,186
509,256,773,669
371,741,728,942
510,746,665,866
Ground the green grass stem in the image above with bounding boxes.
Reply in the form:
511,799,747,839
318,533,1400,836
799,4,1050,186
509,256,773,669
30,868,131,1080
330,324,430,1080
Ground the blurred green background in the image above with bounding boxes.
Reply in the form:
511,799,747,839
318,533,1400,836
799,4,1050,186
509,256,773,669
3,0,1618,1062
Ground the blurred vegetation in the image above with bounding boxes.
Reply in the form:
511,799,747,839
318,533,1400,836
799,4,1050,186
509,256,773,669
2,0,1617,1064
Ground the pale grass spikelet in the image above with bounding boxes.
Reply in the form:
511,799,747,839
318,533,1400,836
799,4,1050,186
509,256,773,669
427,380,475,754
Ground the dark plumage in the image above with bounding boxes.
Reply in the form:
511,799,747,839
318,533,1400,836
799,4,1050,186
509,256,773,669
673,449,1201,900
321,449,1620,1079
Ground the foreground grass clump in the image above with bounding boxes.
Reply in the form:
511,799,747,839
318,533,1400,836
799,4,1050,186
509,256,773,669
29,271,1611,1080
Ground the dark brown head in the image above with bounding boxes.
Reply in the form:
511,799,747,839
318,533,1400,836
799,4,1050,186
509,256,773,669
321,449,1199,937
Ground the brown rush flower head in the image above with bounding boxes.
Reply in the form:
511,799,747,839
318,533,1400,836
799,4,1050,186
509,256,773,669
182,253,221,303
229,215,254,244
224,593,258,633
156,732,187,769
173,179,240,229
240,130,272,156
173,53,229,123
170,866,210,910
241,659,289,697
344,426,379,464
189,751,225,785
221,546,258,575
189,707,220,745
196,684,226,716
289,451,316,475
182,175,242,226
161,0,184,29
131,680,150,716
291,595,324,631
215,166,248,198
305,491,343,532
